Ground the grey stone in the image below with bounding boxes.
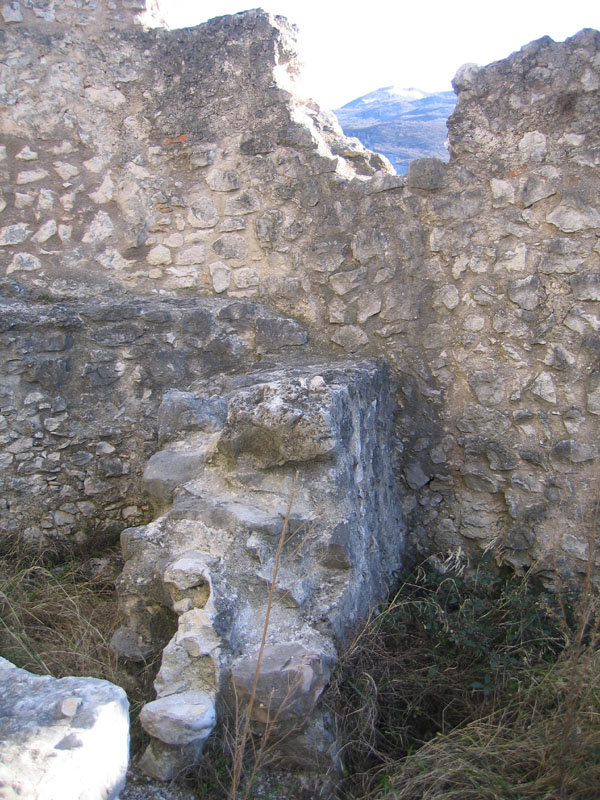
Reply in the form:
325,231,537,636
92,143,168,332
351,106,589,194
7,252,41,273
209,261,231,293
519,171,558,207
1,1,23,22
452,62,481,91
231,643,330,728
508,275,542,310
407,158,447,190
518,131,547,163
529,372,557,404
468,371,505,406
206,170,240,192
586,372,600,415
187,196,218,228
212,234,248,259
225,189,261,216
255,316,308,353
490,179,515,207
175,244,206,266
217,380,339,468
570,274,600,301
404,462,430,490
0,224,29,246
147,245,172,265
140,691,215,746
0,657,128,800
330,325,369,352
189,144,217,169
547,200,600,232
143,448,211,505
551,439,596,464
158,390,227,444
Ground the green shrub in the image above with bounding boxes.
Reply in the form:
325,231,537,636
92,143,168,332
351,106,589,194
330,549,599,799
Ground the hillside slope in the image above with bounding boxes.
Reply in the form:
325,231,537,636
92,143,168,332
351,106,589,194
334,86,456,173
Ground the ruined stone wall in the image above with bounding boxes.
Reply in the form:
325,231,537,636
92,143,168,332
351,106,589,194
1,1,599,580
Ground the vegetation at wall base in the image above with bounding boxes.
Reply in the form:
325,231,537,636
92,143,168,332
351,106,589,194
2,530,600,800
0,542,159,755
330,548,600,800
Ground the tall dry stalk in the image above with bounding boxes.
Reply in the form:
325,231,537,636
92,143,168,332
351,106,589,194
227,472,299,800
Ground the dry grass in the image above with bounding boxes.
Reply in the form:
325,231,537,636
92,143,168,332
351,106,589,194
0,550,121,680
0,543,162,756
328,535,600,800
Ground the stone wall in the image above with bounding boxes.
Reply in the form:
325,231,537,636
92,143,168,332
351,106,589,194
1,4,599,575
0,297,313,545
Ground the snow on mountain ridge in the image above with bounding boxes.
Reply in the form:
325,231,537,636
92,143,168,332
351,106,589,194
386,86,427,99
334,85,457,173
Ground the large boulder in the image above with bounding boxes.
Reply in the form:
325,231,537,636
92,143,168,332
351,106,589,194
0,657,129,800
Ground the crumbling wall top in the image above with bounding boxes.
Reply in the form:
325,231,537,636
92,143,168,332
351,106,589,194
448,28,600,175
1,0,148,30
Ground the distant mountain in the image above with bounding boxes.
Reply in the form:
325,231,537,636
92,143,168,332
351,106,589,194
334,86,457,174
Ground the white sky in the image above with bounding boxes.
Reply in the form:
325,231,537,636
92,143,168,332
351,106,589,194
156,1,600,110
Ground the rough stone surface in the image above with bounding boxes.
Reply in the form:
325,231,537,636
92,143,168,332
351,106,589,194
2,0,600,787
113,361,404,778
0,657,129,800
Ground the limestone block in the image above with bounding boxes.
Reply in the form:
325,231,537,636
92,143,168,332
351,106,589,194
146,244,172,265
529,372,557,405
231,643,330,728
143,448,212,505
331,325,369,352
15,145,37,160
518,131,547,163
206,169,240,192
407,157,447,190
209,261,231,293
547,199,600,232
140,691,215,746
586,372,600,415
519,169,558,207
551,439,596,465
53,161,79,181
84,86,126,111
508,275,542,310
490,178,515,207
175,244,206,266
89,174,114,204
232,266,259,288
16,169,48,185
225,189,261,216
7,252,41,273
452,62,481,91
0,658,128,800
212,234,247,259
217,380,338,468
187,196,218,228
32,219,58,243
189,143,217,168
467,371,505,406
570,274,600,301
82,211,113,243
1,1,23,22
0,223,29,246
255,316,308,352
158,390,227,444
